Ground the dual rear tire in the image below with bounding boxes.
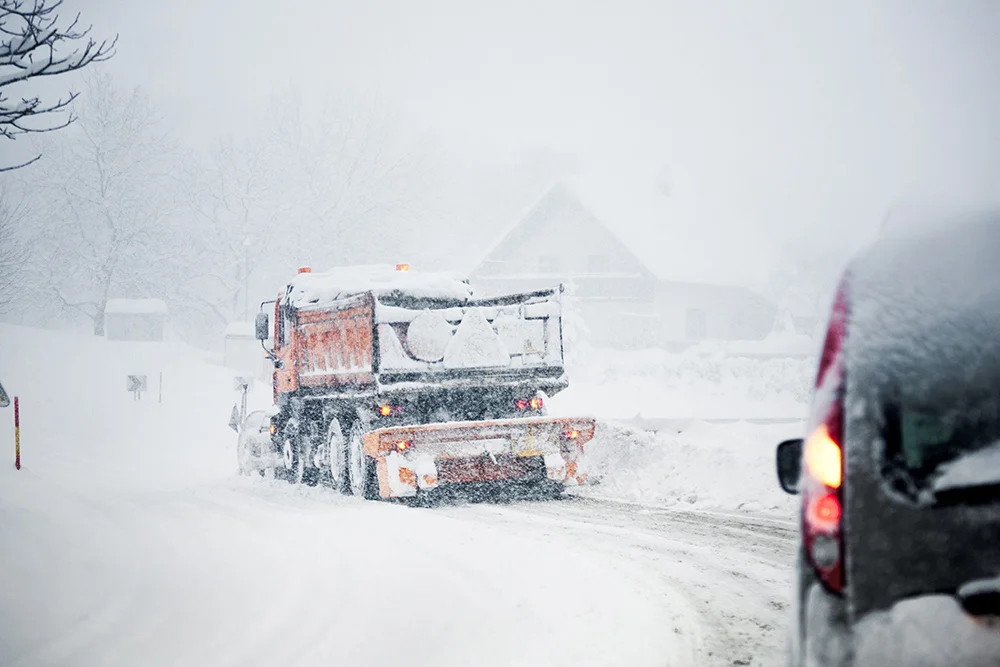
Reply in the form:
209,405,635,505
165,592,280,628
282,414,377,499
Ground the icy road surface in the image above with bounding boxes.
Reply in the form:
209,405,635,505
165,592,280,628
1,472,795,667
0,324,797,666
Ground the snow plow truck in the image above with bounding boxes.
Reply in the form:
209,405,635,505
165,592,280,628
241,264,596,501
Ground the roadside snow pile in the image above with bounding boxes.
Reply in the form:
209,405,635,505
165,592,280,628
552,344,813,421
581,420,802,516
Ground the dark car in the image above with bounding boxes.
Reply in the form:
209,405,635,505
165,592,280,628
776,207,1000,666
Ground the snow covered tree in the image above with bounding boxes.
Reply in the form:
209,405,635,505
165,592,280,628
0,183,26,311
268,91,439,268
181,136,285,326
0,0,115,170
25,71,183,335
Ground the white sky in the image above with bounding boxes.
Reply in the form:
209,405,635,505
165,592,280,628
53,0,1000,284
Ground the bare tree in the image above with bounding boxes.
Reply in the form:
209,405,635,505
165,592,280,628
27,71,182,335
0,182,26,311
0,0,115,170
180,137,285,326
268,91,440,268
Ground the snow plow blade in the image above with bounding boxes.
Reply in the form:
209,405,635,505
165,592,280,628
362,417,596,499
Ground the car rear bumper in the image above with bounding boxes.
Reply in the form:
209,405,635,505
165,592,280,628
799,583,1000,666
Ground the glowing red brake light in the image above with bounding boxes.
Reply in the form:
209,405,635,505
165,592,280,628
516,399,528,411
809,493,842,528
801,273,850,594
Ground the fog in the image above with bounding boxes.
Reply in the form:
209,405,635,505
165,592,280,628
3,0,1000,344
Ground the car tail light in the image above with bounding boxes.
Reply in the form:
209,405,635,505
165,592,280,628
801,275,850,594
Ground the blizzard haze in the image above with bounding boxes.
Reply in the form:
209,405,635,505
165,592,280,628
3,3,1000,666
4,1,1000,340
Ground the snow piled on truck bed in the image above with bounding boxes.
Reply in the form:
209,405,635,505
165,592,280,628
288,264,472,308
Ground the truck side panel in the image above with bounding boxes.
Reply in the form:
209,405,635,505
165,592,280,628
295,294,376,390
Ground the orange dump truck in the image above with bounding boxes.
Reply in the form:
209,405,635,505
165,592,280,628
250,264,596,500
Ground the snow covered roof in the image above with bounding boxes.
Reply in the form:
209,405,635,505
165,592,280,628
474,171,781,289
287,265,473,309
104,299,168,316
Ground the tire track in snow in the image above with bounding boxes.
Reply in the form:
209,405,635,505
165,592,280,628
435,496,797,667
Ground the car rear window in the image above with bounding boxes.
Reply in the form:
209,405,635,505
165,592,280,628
881,400,1000,501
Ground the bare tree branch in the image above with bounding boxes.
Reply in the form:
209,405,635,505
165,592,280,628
0,0,116,168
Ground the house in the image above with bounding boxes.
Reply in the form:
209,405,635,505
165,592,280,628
224,321,271,381
470,180,779,351
104,299,168,342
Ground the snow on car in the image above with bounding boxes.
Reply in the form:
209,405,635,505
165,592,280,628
775,206,1000,667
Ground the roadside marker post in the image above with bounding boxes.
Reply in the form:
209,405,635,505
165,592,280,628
14,396,20,470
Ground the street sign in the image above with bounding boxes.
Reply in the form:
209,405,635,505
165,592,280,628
0,380,8,408
128,375,147,401
232,375,255,391
229,405,241,432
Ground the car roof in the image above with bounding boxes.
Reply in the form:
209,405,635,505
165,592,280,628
846,208,1000,410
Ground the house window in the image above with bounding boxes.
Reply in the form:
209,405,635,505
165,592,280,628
587,254,610,274
538,254,560,274
686,308,708,340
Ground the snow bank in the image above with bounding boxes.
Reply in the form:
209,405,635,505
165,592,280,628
288,264,472,308
551,344,812,421
0,323,270,491
580,420,802,516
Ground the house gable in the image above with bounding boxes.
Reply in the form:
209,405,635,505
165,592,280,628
472,184,654,294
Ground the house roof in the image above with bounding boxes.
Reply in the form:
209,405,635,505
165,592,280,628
472,171,780,289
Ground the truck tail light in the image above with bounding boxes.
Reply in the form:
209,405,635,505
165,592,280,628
516,397,543,411
378,405,403,418
564,429,580,440
269,422,278,436
395,440,413,452
801,275,850,595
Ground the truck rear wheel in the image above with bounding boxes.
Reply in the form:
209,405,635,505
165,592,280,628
279,421,304,484
347,420,378,500
326,417,347,494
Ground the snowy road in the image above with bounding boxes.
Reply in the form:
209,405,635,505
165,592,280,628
0,325,798,667
438,496,797,667
1,470,795,667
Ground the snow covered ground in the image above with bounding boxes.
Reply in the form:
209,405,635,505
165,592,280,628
552,344,812,421
581,420,802,517
0,324,799,666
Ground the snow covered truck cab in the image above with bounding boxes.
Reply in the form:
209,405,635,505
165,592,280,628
253,264,595,500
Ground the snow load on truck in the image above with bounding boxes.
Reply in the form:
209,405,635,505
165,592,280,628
285,265,564,382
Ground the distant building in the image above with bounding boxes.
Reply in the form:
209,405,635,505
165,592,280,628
104,299,168,342
224,321,270,380
470,181,779,351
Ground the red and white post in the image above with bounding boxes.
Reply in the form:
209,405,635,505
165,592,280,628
14,396,20,470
